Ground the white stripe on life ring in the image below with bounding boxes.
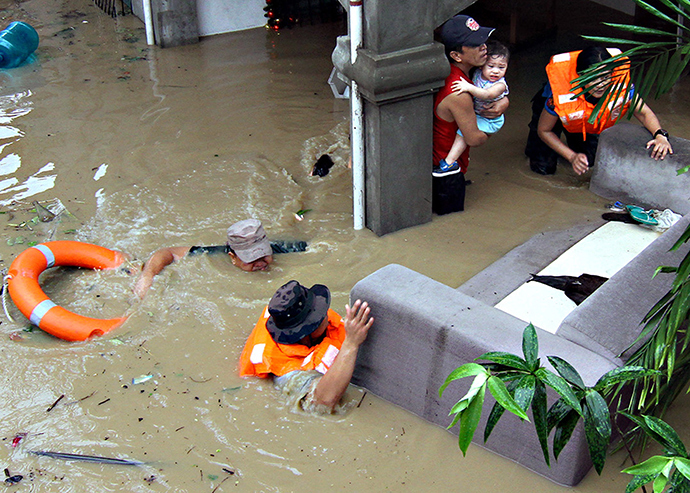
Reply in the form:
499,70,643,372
33,244,55,268
30,299,57,326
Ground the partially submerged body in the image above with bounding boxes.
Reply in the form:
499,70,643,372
432,15,509,214
444,42,510,166
239,281,374,414
133,219,305,297
527,47,673,176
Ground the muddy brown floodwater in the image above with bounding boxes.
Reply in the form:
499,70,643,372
1,0,689,491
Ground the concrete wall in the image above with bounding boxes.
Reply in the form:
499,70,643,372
196,0,266,36
591,0,635,15
131,0,265,37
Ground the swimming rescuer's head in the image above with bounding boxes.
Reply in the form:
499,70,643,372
226,219,274,271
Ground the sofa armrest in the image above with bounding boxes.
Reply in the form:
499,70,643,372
350,264,618,486
592,123,690,215
558,213,690,362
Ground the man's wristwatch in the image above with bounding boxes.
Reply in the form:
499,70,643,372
654,128,669,139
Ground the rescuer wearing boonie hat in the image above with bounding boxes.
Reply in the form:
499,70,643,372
432,14,507,215
265,280,331,344
239,280,375,413
133,218,307,298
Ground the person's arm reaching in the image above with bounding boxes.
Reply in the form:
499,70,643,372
134,246,191,298
633,102,673,160
537,108,590,175
312,300,374,409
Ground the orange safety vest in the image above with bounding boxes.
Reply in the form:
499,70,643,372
545,48,631,137
238,307,346,378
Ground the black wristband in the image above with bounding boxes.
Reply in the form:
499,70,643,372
653,128,669,139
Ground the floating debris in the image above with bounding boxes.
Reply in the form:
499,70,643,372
6,237,27,246
357,390,367,408
53,27,75,38
189,376,213,383
132,374,153,385
31,451,144,466
3,468,22,486
61,391,96,407
310,154,334,177
11,433,27,448
294,209,311,221
211,476,231,492
32,201,56,222
46,394,65,412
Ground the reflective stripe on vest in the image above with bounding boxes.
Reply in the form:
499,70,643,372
250,343,266,365
322,345,339,367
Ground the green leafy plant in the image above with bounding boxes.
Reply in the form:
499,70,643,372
620,413,690,493
569,0,690,428
619,226,690,422
440,325,656,474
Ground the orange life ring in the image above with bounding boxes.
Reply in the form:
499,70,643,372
7,241,127,341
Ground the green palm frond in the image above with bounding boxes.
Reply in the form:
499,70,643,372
575,0,690,424
637,0,690,30
573,0,690,126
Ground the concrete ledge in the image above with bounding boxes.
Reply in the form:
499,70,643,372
351,264,618,486
591,123,690,214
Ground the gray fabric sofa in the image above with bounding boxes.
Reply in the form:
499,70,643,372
350,124,690,486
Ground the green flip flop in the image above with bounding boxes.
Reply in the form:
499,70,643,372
626,205,658,226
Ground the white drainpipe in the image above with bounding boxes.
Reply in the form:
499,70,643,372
350,0,365,230
143,0,155,45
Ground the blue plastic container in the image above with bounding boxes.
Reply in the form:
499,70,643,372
0,22,39,69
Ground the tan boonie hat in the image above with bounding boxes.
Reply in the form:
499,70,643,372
226,219,272,263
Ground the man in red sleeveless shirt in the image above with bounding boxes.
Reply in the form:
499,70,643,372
432,15,509,215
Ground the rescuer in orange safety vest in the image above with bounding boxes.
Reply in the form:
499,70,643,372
239,280,374,413
525,46,673,176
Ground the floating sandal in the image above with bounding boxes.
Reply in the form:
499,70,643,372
625,205,659,226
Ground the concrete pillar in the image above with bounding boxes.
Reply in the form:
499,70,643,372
152,0,199,48
333,0,478,236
